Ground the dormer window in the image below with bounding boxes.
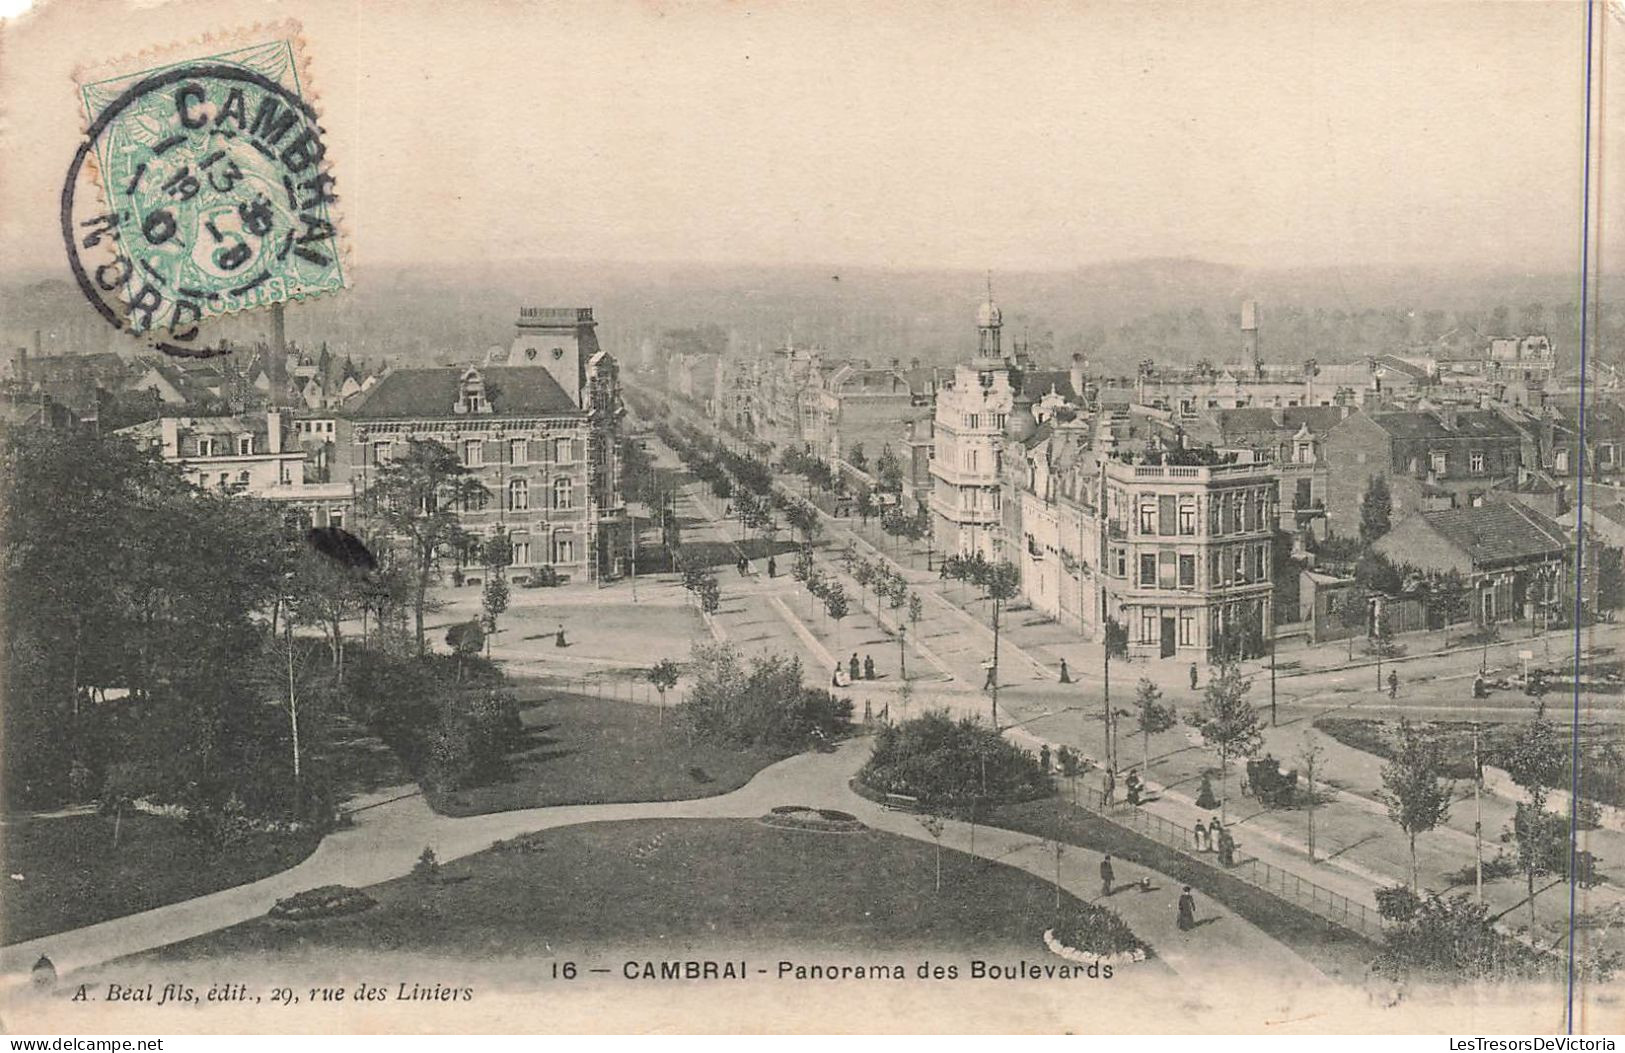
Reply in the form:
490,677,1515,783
457,368,490,414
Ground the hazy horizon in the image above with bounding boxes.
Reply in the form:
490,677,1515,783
2,0,1619,276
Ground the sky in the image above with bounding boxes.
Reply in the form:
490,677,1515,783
1,0,1620,277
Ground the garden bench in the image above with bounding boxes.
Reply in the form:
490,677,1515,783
883,793,919,812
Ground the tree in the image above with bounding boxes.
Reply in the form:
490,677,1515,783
848,443,868,471
1300,734,1324,863
1193,661,1265,821
1504,700,1565,928
1428,570,1471,629
1597,545,1624,617
1133,678,1178,773
647,658,680,727
480,575,510,657
980,559,1020,728
908,592,924,635
445,619,486,679
824,584,849,647
917,811,945,892
372,439,489,654
1378,719,1454,893
1360,474,1393,543
876,444,904,492
287,541,365,676
853,558,875,608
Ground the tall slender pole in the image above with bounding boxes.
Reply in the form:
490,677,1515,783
990,593,1001,730
1473,722,1484,905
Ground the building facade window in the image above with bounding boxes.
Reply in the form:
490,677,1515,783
1178,610,1196,646
555,438,572,462
1140,609,1158,644
239,435,255,456
512,540,530,565
1556,450,1570,473
1430,451,1447,475
511,439,528,464
1178,554,1196,587
1178,504,1196,535
1139,553,1157,586
554,477,573,509
1138,502,1156,534
1470,451,1485,474
509,479,528,511
554,536,575,563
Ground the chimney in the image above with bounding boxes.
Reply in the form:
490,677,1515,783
32,329,42,360
1069,352,1086,400
1339,405,1351,419
159,416,180,458
1480,392,1492,410
910,357,921,371
266,410,283,454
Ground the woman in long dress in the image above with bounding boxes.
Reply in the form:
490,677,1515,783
1177,886,1196,931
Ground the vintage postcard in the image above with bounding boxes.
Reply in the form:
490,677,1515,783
0,0,1621,1038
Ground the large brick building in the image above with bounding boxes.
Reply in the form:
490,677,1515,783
347,307,628,582
1320,407,1524,537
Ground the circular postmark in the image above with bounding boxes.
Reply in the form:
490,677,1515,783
62,62,343,358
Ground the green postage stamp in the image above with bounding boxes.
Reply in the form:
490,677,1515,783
68,29,346,341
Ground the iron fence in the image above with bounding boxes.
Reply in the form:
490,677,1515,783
1064,779,1378,938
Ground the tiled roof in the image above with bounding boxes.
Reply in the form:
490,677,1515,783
1420,501,1569,563
348,366,581,420
1213,406,1348,438
1019,370,1083,401
1369,409,1522,441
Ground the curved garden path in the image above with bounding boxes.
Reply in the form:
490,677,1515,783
2,738,1322,1000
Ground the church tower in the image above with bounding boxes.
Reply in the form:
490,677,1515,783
976,274,1003,359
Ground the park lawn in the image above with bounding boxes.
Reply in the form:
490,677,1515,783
425,693,788,817
1,812,322,945
984,797,1378,983
148,818,1123,961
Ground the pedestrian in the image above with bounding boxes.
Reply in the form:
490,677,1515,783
1059,657,1072,684
1177,886,1196,930
849,653,861,683
1040,744,1052,772
555,623,567,648
1207,816,1222,852
1100,854,1115,897
832,663,845,688
1388,669,1399,699
1190,662,1199,691
1218,827,1235,867
864,654,876,680
1126,768,1143,806
1102,767,1117,807
767,556,777,578
1193,819,1209,852
983,658,996,691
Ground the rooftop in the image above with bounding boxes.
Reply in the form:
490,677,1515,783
1418,501,1569,564
349,366,582,420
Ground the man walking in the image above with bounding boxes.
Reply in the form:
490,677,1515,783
849,653,861,683
767,556,777,578
863,654,876,680
1190,662,1199,691
1099,854,1115,898
1388,669,1399,699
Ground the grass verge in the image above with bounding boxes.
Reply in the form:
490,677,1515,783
1,813,321,945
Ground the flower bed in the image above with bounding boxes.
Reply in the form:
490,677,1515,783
1044,905,1150,968
760,806,865,833
267,885,377,922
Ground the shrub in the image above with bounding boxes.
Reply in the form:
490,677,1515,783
491,832,547,854
523,566,561,588
1444,852,1519,887
269,885,376,922
1375,883,1421,923
679,644,853,751
1371,892,1562,983
426,691,523,791
413,846,441,883
859,710,1052,808
1051,903,1148,958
